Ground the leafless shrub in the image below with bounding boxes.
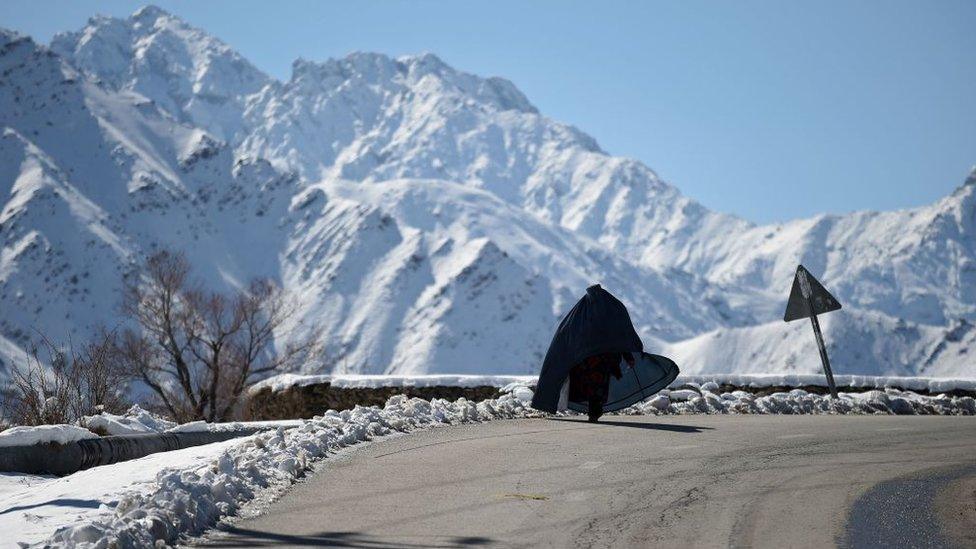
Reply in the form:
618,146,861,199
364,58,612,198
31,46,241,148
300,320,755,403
1,332,129,426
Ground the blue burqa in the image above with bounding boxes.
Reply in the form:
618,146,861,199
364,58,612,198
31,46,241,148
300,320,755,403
531,284,680,413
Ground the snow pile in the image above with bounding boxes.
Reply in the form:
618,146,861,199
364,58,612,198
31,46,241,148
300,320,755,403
669,374,976,392
255,373,976,395
168,419,304,433
80,405,177,436
33,392,541,548
252,373,540,394
626,388,976,416
0,425,98,447
249,374,332,393
1,406,299,450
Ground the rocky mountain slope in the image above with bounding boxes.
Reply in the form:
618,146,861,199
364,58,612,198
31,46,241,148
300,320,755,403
0,6,972,378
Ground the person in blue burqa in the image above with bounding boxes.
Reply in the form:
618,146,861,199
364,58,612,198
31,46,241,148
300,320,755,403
531,284,679,422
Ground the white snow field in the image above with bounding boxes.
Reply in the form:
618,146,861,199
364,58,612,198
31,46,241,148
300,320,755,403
2,387,974,548
0,438,244,547
0,6,973,381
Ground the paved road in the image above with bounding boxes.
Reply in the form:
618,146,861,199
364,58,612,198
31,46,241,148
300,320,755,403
842,462,976,548
199,415,976,548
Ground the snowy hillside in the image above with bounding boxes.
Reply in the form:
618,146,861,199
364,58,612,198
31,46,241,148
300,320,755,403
0,6,973,379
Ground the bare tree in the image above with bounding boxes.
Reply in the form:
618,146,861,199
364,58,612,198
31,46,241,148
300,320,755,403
1,332,129,426
117,250,309,422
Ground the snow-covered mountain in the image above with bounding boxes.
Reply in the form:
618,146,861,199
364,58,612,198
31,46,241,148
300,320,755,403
1,6,973,379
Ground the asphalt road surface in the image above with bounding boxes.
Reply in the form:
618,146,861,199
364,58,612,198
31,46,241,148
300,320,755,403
199,415,976,548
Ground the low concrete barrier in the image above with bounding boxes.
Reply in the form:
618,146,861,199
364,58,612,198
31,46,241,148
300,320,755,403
0,428,266,476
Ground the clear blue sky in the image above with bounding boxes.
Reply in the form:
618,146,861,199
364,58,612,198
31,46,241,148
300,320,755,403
2,1,974,224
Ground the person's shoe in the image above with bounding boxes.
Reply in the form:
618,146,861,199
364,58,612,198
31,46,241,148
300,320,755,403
588,399,602,422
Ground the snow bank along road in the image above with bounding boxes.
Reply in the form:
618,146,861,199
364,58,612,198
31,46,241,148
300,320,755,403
199,415,976,548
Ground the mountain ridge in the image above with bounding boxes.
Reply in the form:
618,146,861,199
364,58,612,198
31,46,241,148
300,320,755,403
0,6,972,379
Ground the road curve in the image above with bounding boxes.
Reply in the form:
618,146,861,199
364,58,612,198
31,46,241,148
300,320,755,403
842,462,976,548
198,415,976,548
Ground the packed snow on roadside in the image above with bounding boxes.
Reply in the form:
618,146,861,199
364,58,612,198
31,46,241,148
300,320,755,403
169,419,305,433
80,405,178,436
673,374,976,393
624,387,976,416
0,406,175,445
0,406,302,447
0,425,98,448
13,391,541,548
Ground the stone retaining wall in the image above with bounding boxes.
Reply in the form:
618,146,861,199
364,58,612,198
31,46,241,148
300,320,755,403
247,383,505,420
247,381,976,420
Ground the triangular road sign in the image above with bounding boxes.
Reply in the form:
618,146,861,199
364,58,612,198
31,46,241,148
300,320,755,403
783,265,842,322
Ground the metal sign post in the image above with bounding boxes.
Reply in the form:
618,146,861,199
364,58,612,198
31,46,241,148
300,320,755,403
799,269,838,397
807,312,837,398
784,265,842,398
